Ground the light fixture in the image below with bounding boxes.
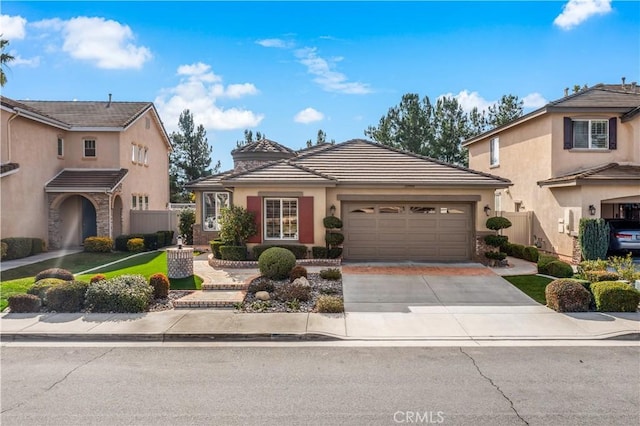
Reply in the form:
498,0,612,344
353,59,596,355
483,205,491,216
588,205,596,216
329,204,336,216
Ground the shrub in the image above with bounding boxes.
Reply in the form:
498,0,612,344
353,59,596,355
484,235,508,248
8,294,41,313
323,216,343,229
178,208,196,245
156,231,166,248
522,246,539,263
31,238,46,255
486,216,512,231
325,231,344,246
320,268,342,280
210,239,224,258
544,260,574,278
608,253,640,282
127,238,145,253
545,279,591,312
537,254,558,273
315,295,344,313
90,274,107,284
85,274,152,313
275,281,312,302
289,265,308,282
312,246,328,259
34,268,74,282
45,280,88,312
485,251,507,261
510,244,526,259
252,244,308,260
218,205,257,246
115,234,134,251
142,233,159,251
149,273,170,299
502,242,515,256
248,279,275,293
28,278,66,301
1,241,7,259
578,259,608,273
579,218,609,261
220,246,247,261
327,247,343,259
1,237,33,260
83,236,113,253
258,247,297,280
591,281,640,312
585,270,621,283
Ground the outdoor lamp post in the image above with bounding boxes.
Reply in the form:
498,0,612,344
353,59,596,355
177,235,183,249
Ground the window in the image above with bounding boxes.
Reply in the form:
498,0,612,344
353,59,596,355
265,198,298,240
144,196,149,210
84,139,96,157
410,206,436,214
573,119,608,149
131,195,137,210
143,147,148,165
138,145,144,164
57,137,64,157
132,144,137,163
490,137,499,166
379,205,404,214
139,195,144,210
203,192,229,231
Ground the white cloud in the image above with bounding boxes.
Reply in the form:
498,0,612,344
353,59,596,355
59,17,151,69
155,62,264,132
554,0,612,30
522,92,548,109
294,107,324,124
256,38,293,48
295,47,372,95
0,15,27,40
11,54,40,67
441,90,494,113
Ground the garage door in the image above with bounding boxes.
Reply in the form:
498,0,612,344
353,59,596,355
342,202,473,262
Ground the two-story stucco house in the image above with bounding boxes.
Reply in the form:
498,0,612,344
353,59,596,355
464,83,640,262
1,96,171,249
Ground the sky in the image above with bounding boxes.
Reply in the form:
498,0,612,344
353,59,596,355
1,0,639,171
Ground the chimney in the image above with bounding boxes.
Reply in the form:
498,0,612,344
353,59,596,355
107,93,112,108
632,82,638,94
621,77,626,90
564,87,569,97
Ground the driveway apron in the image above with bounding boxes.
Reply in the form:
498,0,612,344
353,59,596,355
342,263,538,313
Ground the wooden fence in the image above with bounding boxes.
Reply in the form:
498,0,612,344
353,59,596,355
498,211,533,246
130,210,181,243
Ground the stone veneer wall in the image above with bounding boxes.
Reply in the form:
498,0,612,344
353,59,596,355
193,226,219,246
48,193,111,249
571,236,582,265
474,232,493,265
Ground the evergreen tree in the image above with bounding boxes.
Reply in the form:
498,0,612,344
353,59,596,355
487,94,523,128
236,129,264,148
1,37,15,87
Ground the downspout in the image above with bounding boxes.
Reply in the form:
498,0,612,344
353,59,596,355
5,112,19,162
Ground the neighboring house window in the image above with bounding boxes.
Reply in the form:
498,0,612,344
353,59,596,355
490,137,499,166
132,144,137,163
203,192,229,231
132,195,137,210
265,198,298,240
57,137,64,157
84,139,96,157
138,145,144,164
564,117,617,150
144,195,149,210
143,147,149,165
139,195,144,210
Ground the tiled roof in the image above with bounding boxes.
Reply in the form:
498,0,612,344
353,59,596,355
223,161,336,185
45,169,129,192
15,100,152,128
231,138,296,155
184,170,235,190
537,163,640,186
0,162,20,176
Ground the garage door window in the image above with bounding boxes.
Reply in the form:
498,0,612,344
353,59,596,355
350,207,375,214
265,198,298,240
410,206,436,214
379,205,404,214
440,207,465,214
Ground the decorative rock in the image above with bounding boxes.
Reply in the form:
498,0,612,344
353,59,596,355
255,291,271,301
292,277,310,287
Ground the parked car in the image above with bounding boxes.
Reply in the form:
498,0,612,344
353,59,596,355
606,219,640,254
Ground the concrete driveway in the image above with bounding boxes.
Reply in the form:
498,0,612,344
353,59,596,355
342,263,538,313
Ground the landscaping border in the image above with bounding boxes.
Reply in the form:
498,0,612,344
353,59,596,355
208,254,341,269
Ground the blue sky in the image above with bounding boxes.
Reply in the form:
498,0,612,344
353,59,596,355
2,1,638,170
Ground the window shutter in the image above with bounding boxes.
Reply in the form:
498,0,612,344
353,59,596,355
563,117,573,149
608,117,617,150
298,196,314,243
246,196,262,243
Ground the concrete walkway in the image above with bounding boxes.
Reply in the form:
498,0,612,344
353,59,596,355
0,247,84,272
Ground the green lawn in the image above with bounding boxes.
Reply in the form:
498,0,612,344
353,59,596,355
1,251,202,311
503,275,553,305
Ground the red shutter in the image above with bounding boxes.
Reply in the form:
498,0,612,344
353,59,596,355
298,196,314,243
563,117,573,149
609,117,617,150
246,196,262,243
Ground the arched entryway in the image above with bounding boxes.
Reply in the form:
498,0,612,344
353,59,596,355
112,195,123,237
56,195,97,247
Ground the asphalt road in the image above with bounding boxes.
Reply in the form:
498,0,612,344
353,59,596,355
1,345,638,425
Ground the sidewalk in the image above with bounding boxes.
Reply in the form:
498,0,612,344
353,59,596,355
0,247,84,272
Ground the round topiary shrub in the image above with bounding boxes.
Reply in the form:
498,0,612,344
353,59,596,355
545,279,591,312
591,281,640,312
325,231,345,246
34,268,74,282
8,294,42,313
85,274,152,313
323,216,343,229
544,260,574,278
289,265,308,283
484,235,508,248
90,274,107,284
486,216,512,231
258,247,296,280
45,280,89,312
149,273,170,299
127,237,145,253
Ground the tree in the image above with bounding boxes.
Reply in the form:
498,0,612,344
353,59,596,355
169,110,219,202
236,129,265,148
487,94,523,128
1,37,15,87
431,96,470,166
305,129,335,147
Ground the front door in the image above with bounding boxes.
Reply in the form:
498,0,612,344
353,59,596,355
82,197,97,241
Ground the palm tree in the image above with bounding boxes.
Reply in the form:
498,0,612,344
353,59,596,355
1,37,16,87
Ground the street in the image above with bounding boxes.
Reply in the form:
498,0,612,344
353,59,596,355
1,345,639,425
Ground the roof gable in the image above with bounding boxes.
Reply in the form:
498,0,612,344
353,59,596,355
231,138,296,155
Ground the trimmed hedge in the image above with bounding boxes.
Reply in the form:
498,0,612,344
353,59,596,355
85,274,152,313
1,237,34,260
252,244,308,260
1,241,7,259
84,237,113,253
325,231,344,246
8,294,41,313
210,239,224,259
537,254,558,273
34,268,74,282
28,278,67,301
484,235,508,248
45,280,89,312
545,279,591,312
312,246,328,259
327,247,343,259
31,238,46,255
591,281,640,312
258,247,296,280
486,217,512,231
323,216,343,229
220,246,247,261
543,260,574,278
522,246,539,263
142,233,158,250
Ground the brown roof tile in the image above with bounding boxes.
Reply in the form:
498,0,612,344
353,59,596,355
231,138,296,155
45,169,129,192
0,162,20,176
537,163,640,186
